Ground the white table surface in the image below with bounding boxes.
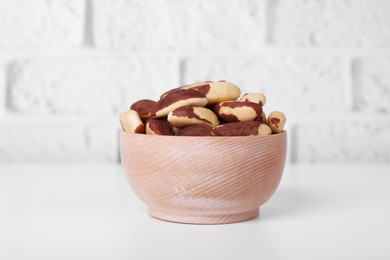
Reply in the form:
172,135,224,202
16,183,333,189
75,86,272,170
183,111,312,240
0,164,389,260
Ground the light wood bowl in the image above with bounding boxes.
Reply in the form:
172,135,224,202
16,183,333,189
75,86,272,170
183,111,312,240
120,131,287,224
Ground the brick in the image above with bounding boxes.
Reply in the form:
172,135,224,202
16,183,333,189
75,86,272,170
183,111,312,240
0,0,84,49
93,0,265,51
294,120,390,163
183,56,346,115
353,57,390,113
270,0,390,48
7,57,178,114
0,122,118,163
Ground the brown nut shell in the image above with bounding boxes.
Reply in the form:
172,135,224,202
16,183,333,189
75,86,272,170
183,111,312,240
171,126,181,134
214,101,262,123
199,81,241,104
161,81,212,99
161,81,241,105
239,93,266,106
267,111,286,134
256,111,266,123
145,118,173,135
120,110,145,134
130,99,157,121
176,125,215,136
168,106,220,128
153,89,208,118
213,121,271,136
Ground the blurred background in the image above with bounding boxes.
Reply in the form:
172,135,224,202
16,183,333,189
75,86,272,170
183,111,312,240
0,0,389,164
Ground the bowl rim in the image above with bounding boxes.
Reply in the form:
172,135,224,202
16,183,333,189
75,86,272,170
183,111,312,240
120,130,287,140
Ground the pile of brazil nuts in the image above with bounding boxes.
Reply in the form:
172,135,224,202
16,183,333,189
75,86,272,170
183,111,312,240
120,81,286,136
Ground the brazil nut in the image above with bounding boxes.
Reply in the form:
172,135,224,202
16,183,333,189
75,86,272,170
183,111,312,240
214,101,262,123
213,121,272,136
162,80,241,105
120,110,145,134
161,81,212,99
130,99,157,121
153,89,208,118
239,92,266,106
120,81,285,137
253,111,267,123
267,111,286,134
171,125,181,135
168,106,220,128
145,118,173,135
176,125,215,136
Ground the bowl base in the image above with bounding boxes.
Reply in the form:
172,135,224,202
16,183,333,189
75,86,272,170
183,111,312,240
148,208,259,224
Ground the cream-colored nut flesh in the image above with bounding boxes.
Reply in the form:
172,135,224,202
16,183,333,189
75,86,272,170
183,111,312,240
120,110,145,134
163,81,241,105
171,126,180,134
145,118,173,135
239,92,266,106
155,97,208,118
267,111,286,134
258,123,272,136
145,123,155,135
130,99,156,121
168,106,220,128
203,81,241,104
154,89,208,118
215,101,261,122
219,105,258,122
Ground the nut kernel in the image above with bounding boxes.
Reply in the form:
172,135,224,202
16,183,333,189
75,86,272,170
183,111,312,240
239,92,266,106
145,119,173,135
267,111,286,134
213,121,270,136
168,106,220,128
176,125,215,136
120,110,145,134
153,89,207,118
161,81,241,105
130,99,157,121
214,101,262,123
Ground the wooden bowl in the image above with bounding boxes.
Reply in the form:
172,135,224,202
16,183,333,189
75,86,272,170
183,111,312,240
120,131,287,224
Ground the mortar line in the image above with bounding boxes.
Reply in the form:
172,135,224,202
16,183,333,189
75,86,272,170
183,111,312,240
0,62,5,119
178,57,186,85
344,55,354,111
264,0,276,46
350,56,361,112
83,0,95,47
0,49,389,59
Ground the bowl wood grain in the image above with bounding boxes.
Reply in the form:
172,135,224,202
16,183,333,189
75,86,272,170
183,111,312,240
120,131,287,224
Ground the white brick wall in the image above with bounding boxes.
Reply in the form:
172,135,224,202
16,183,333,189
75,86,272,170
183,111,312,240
295,120,390,163
0,120,118,163
353,57,390,112
0,0,389,164
0,0,84,49
8,57,178,114
183,56,346,115
270,0,390,48
93,0,266,51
